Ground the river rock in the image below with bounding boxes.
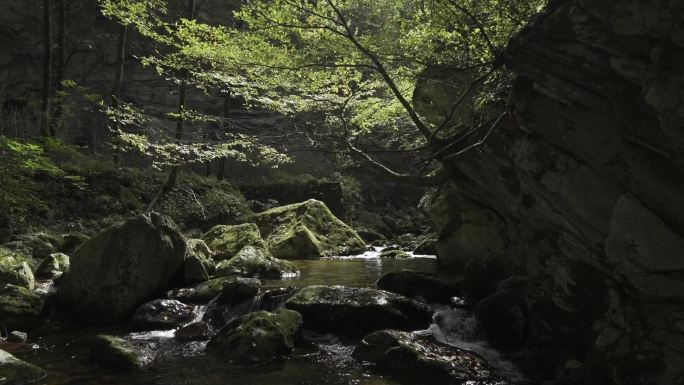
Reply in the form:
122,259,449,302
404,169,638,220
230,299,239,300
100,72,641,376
378,249,411,259
90,335,146,371
7,330,28,342
184,239,215,284
214,246,298,279
131,299,196,330
353,330,493,384
207,309,303,364
202,223,265,260
35,252,70,279
376,270,460,303
0,348,47,385
0,247,34,289
57,213,187,323
0,284,44,330
5,232,62,259
175,321,211,341
170,276,260,303
284,285,433,336
254,199,365,259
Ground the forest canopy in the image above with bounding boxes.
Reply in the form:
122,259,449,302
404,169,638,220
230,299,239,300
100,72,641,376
102,0,545,183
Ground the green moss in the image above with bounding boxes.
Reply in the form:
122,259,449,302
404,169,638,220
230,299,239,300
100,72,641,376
91,335,144,371
202,223,265,260
207,309,303,364
214,246,299,279
0,284,44,330
254,199,365,259
0,348,47,384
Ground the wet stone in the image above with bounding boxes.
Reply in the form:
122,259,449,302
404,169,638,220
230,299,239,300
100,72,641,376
353,329,495,384
131,299,196,330
175,321,211,341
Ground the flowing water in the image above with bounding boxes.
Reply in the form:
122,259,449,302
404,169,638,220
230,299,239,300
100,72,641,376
7,248,527,385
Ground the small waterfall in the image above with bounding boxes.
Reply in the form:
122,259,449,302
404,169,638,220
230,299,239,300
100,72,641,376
203,287,297,331
427,306,528,384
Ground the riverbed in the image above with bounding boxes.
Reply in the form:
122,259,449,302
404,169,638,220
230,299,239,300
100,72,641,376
8,249,526,385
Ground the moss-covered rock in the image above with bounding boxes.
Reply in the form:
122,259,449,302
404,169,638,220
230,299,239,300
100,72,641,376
254,199,365,259
215,246,299,279
0,284,44,330
170,276,259,303
353,330,493,384
284,285,433,337
184,239,215,284
376,270,461,303
5,232,63,259
131,299,196,330
0,348,47,385
0,247,34,289
378,249,411,259
35,252,70,279
90,335,146,371
57,213,187,323
202,223,265,261
207,309,302,364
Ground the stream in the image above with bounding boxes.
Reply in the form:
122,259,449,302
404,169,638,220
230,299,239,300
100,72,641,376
9,248,527,385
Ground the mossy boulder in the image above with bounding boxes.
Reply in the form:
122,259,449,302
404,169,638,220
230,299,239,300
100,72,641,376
207,309,303,364
215,246,299,279
170,276,259,303
353,330,493,384
90,335,146,371
0,348,47,385
0,247,34,289
35,253,70,279
284,285,433,337
57,213,187,323
5,232,63,258
378,249,411,259
131,299,196,330
0,284,44,330
376,270,461,303
254,199,365,259
184,239,216,284
202,223,265,261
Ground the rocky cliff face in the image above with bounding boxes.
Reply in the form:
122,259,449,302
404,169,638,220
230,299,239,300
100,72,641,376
429,1,684,384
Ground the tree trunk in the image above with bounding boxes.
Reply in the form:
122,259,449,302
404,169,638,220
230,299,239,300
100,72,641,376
216,91,231,180
41,0,52,137
147,0,196,212
50,0,65,137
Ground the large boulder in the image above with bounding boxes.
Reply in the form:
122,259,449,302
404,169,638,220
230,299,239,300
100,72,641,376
353,330,493,384
0,349,47,385
207,309,303,364
202,223,265,260
254,199,366,259
0,284,44,330
284,285,433,337
376,270,461,303
57,213,187,323
0,247,34,289
214,246,299,279
183,239,215,284
131,299,196,330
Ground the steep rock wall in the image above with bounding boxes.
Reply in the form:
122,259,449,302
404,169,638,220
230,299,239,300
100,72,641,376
429,1,684,384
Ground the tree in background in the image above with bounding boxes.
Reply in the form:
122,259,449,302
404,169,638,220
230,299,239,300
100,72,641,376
164,0,545,185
